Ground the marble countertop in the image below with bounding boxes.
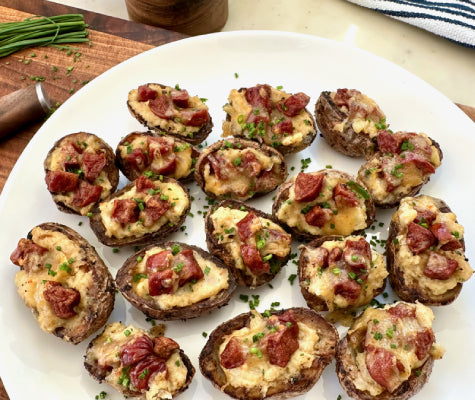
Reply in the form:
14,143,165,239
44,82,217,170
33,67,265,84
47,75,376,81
49,0,474,107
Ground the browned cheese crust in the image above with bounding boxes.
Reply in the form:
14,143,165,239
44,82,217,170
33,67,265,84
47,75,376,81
194,138,288,201
204,200,291,288
115,242,237,320
314,89,386,157
199,308,338,400
44,132,119,216
11,222,115,344
127,83,213,145
115,131,200,182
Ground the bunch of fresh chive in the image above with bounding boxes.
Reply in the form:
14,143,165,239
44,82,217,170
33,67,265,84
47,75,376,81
0,14,89,58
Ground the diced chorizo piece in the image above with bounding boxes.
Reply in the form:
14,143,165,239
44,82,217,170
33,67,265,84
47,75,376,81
294,172,324,202
208,154,230,180
388,303,416,320
413,207,437,225
406,222,436,254
241,243,270,275
43,281,80,319
277,92,310,117
61,142,82,169
180,108,210,127
220,337,247,369
423,252,458,280
130,354,167,391
149,95,175,119
153,336,180,360
328,247,343,266
333,88,360,108
142,196,170,227
333,183,360,208
430,223,458,245
365,345,401,392
380,157,402,193
125,148,149,172
45,170,79,192
10,238,48,266
173,249,204,286
170,89,189,108
135,175,156,193
82,152,106,181
146,250,173,274
236,211,259,243
304,205,332,227
240,151,262,177
277,309,299,338
440,240,463,251
71,181,102,207
151,153,177,176
401,152,435,174
404,132,433,156
334,279,361,303
310,247,329,269
137,85,158,102
120,335,154,366
343,238,371,270
414,328,434,360
377,130,402,154
266,324,299,367
111,199,139,224
148,269,177,296
148,136,174,156
245,85,272,113
272,118,293,135
266,228,292,248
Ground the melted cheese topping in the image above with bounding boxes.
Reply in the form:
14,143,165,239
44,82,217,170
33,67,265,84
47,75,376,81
275,172,368,236
348,302,444,396
302,236,388,311
210,207,291,276
132,246,229,309
203,147,282,198
14,227,94,338
99,180,189,239
222,87,314,148
393,196,473,295
89,322,187,399
128,84,208,138
219,311,320,396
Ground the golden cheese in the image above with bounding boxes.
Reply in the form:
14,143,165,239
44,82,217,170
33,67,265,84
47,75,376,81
219,311,320,396
132,246,229,309
14,227,94,337
275,173,368,236
99,181,189,239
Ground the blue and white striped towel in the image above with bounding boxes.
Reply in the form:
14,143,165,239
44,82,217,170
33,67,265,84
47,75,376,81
346,0,475,48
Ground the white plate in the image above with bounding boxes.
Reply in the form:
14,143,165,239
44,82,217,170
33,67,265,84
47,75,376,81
0,31,474,400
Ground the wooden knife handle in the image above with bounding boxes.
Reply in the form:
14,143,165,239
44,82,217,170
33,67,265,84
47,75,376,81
0,83,51,139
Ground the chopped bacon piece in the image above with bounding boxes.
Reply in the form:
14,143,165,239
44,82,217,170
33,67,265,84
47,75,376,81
266,229,291,248
120,335,154,366
45,170,79,192
245,85,272,113
236,211,259,243
266,323,299,367
423,252,458,280
377,130,402,154
294,172,324,202
388,303,416,320
241,243,270,275
365,345,401,392
137,85,158,101
43,281,80,319
82,152,106,181
125,148,148,173
380,157,402,193
173,249,204,286
413,207,437,225
111,199,139,224
240,151,262,177
406,222,436,254
143,196,170,227
401,152,435,174
71,181,102,207
170,89,189,108
333,183,360,208
153,337,180,360
135,175,156,193
220,337,246,369
208,154,230,180
277,92,310,117
328,247,343,266
148,136,174,156
151,153,177,175
334,279,361,303
304,205,332,227
272,118,293,135
148,269,176,296
180,108,210,126
10,238,48,267
149,95,175,119
130,354,167,391
310,247,329,269
414,328,434,360
343,238,371,270
146,250,172,274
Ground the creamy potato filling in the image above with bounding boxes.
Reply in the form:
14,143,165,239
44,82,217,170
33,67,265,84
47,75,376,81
132,246,229,310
